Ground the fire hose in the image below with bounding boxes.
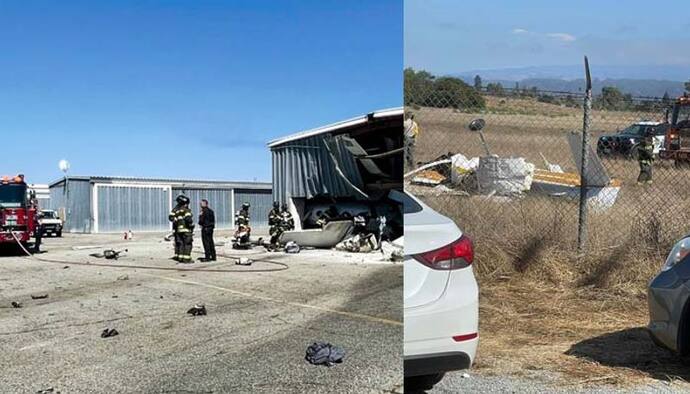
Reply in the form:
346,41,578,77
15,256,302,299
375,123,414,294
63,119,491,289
10,231,289,273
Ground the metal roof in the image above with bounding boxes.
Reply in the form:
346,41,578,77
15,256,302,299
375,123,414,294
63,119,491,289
49,175,271,190
267,107,403,148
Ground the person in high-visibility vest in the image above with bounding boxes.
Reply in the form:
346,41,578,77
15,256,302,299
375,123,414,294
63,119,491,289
404,113,420,170
168,195,194,263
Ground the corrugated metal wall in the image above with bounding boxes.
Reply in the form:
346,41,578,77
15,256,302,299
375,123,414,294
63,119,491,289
49,179,92,233
271,134,364,204
172,188,234,229
96,184,171,233
36,198,51,210
234,189,273,230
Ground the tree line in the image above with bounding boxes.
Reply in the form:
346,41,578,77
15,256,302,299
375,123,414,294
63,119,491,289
406,68,690,112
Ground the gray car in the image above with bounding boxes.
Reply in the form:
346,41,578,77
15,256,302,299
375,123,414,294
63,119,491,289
648,237,690,354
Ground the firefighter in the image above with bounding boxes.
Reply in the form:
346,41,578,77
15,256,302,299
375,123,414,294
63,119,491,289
268,201,282,250
236,202,250,227
637,133,654,185
281,203,295,231
168,195,194,263
198,199,216,262
316,205,338,228
33,211,42,253
404,113,420,170
233,202,251,247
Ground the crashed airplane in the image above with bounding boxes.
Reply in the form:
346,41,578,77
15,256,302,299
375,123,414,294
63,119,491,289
268,108,404,249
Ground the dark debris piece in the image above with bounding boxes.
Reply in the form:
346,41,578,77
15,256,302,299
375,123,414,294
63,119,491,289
305,342,345,367
187,304,207,316
31,294,48,300
11,301,22,308
36,388,55,394
100,328,119,338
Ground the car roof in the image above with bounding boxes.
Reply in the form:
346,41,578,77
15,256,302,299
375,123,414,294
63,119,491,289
635,121,663,126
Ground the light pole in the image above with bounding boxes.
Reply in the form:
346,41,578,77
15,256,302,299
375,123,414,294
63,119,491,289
58,160,70,231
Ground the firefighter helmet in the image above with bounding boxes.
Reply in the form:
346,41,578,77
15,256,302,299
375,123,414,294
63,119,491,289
176,195,190,205
242,202,250,209
273,201,280,209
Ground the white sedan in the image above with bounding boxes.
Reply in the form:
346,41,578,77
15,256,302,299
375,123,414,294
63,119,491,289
403,192,479,391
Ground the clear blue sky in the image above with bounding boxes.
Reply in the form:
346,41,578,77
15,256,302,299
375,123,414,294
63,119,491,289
405,0,690,73
1,1,402,184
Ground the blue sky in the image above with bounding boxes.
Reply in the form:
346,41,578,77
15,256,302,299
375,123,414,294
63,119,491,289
405,0,690,74
1,1,402,184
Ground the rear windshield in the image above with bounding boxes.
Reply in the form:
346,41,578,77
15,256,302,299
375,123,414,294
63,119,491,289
41,211,57,219
401,193,423,214
387,189,423,214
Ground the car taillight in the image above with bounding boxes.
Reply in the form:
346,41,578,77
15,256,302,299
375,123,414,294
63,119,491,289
413,235,474,270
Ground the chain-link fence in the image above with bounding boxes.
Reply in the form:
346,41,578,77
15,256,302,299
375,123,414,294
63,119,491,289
405,81,690,270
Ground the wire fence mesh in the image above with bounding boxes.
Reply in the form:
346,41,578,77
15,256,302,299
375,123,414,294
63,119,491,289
404,78,690,265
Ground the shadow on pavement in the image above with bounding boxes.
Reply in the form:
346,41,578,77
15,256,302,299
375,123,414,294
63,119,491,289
565,327,690,381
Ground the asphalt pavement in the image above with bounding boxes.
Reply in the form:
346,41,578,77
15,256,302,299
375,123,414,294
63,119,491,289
0,232,403,393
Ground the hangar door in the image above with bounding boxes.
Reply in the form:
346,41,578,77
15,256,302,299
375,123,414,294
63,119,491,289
94,184,172,233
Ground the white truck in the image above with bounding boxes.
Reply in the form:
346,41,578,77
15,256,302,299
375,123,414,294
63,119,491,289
38,210,63,237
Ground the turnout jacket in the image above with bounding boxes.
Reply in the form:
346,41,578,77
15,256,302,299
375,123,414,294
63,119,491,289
169,205,194,233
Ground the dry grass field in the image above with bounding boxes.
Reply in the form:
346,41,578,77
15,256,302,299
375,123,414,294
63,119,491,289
407,95,690,387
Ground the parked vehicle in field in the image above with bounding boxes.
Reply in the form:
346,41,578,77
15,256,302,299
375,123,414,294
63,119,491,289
597,121,668,158
659,95,690,166
648,235,690,355
403,191,478,391
39,209,63,237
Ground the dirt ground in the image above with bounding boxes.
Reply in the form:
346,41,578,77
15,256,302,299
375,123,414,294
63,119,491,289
0,232,403,393
474,279,690,388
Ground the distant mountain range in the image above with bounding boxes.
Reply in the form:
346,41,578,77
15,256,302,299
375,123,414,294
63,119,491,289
452,65,689,98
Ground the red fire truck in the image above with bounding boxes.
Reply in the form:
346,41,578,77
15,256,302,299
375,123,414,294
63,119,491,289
0,174,40,251
659,94,690,165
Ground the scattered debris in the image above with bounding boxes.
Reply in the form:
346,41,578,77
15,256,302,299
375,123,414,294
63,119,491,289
335,233,378,253
187,304,207,316
305,342,345,367
105,249,127,259
381,237,404,261
36,387,55,394
11,301,22,308
461,372,470,379
100,328,119,338
404,158,452,179
117,275,129,281
476,156,534,196
285,241,300,254
89,249,128,260
62,265,69,269
235,257,253,266
411,169,446,185
30,294,48,300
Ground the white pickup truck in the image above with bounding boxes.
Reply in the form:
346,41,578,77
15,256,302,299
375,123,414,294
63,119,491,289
39,210,63,237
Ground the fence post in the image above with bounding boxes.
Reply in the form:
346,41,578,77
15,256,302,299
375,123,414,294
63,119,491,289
577,56,592,253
